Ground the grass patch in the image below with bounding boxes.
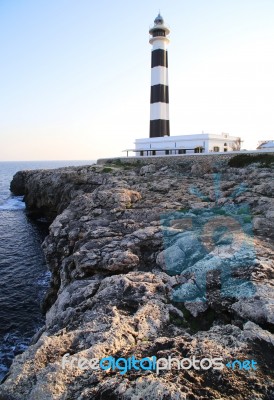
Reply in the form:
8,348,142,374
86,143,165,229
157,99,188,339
228,153,274,168
102,167,113,173
105,159,136,170
169,313,188,328
171,302,218,333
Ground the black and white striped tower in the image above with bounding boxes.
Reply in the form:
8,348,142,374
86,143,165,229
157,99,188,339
149,13,170,138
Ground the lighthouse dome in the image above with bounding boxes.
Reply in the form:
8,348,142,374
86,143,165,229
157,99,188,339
149,13,170,38
154,13,164,25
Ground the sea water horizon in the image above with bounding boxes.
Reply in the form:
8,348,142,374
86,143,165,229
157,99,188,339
0,159,95,381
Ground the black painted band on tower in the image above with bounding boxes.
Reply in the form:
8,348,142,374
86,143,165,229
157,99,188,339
151,49,168,68
150,120,170,138
150,84,169,104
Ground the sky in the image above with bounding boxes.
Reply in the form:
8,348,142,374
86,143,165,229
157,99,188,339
0,0,274,161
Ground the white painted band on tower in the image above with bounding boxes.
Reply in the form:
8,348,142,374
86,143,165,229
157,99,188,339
150,102,170,120
149,38,169,49
150,66,169,86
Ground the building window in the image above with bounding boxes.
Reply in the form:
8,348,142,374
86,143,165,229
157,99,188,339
213,146,220,152
224,148,227,152
224,143,227,147
152,150,156,156
194,146,203,153
140,151,144,156
165,150,170,155
178,149,186,154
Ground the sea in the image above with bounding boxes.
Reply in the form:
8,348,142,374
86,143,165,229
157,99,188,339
0,160,94,382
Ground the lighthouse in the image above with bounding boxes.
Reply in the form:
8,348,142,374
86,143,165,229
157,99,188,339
149,13,170,138
125,15,243,157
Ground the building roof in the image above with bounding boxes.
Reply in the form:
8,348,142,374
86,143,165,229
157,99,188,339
154,13,164,25
257,140,274,149
135,133,241,143
149,13,170,36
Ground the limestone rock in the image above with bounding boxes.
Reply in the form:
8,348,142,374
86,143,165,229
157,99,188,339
139,164,156,175
191,162,212,176
3,158,274,399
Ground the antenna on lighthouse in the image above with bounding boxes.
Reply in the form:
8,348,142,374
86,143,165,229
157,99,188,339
149,13,170,138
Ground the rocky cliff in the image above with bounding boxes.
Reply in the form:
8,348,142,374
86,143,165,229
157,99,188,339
1,157,274,400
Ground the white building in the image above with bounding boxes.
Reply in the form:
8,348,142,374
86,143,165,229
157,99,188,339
133,132,241,157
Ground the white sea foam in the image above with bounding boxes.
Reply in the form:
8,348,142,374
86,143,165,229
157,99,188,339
37,271,52,287
0,196,25,210
0,331,30,382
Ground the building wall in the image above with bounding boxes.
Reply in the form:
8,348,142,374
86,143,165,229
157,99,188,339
134,133,240,155
98,150,274,166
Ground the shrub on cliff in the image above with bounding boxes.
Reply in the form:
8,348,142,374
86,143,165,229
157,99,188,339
228,153,274,168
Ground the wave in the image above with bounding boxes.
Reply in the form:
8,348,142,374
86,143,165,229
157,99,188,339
37,271,51,289
0,270,51,383
0,196,25,211
0,332,30,382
